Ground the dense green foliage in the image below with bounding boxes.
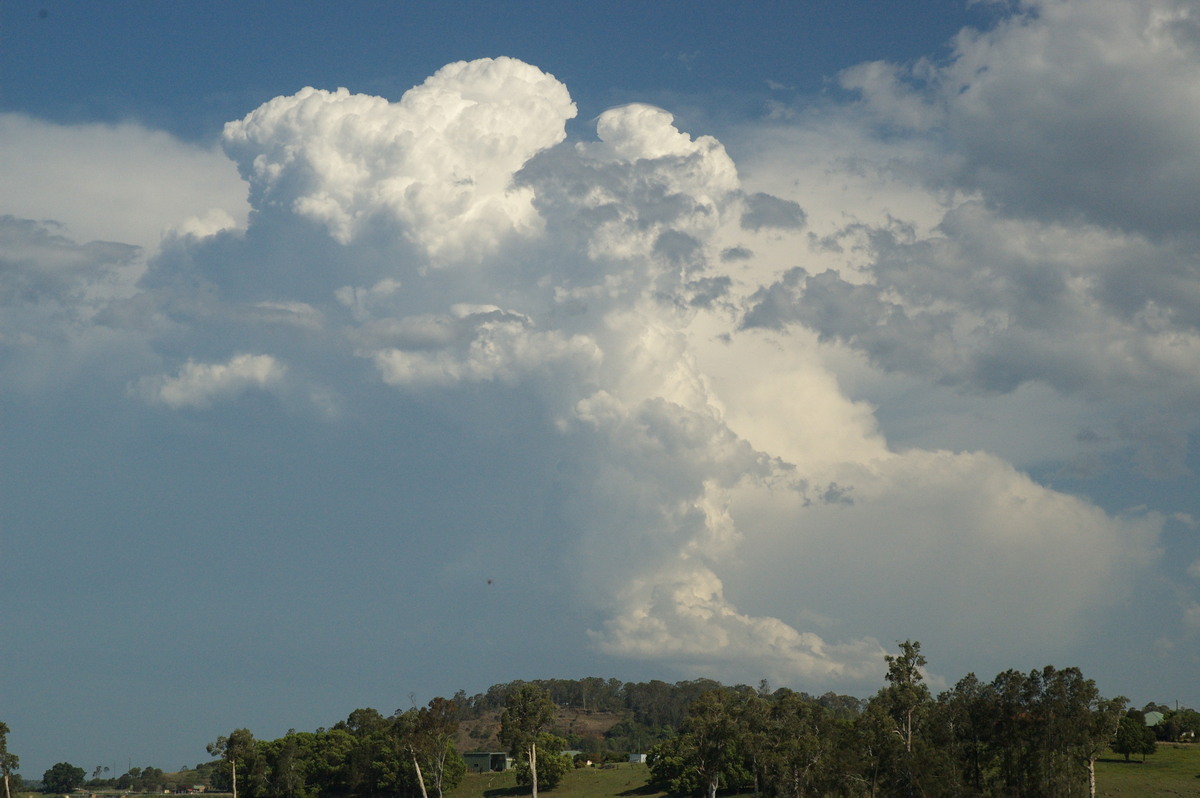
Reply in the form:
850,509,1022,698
41,763,84,794
513,735,571,792
1113,712,1157,762
500,685,560,798
647,642,1137,798
203,704,467,798
114,766,166,792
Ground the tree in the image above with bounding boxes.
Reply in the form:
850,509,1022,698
882,640,929,755
1080,695,1125,798
42,762,85,794
862,640,933,797
0,723,18,798
647,735,702,796
333,708,406,798
262,732,306,798
1113,715,1156,763
514,734,570,792
396,697,464,798
209,728,256,798
499,684,557,798
763,692,844,798
679,690,745,798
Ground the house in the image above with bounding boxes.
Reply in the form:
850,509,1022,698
463,752,512,773
628,753,647,764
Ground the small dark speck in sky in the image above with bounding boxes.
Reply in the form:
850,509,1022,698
38,9,49,19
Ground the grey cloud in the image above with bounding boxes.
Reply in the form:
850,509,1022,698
0,216,138,307
0,217,151,394
685,275,732,308
742,266,962,382
740,192,807,231
653,229,704,269
742,198,1200,417
1120,413,1193,480
842,0,1200,240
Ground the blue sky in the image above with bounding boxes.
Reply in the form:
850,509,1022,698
3,0,1200,778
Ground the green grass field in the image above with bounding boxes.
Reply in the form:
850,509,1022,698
1095,743,1200,797
446,746,1200,798
446,764,665,798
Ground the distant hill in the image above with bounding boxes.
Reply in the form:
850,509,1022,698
457,708,625,752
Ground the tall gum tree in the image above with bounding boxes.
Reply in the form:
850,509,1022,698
0,722,17,798
682,690,744,798
499,685,557,798
208,728,255,798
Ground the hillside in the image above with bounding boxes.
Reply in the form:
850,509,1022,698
457,708,626,752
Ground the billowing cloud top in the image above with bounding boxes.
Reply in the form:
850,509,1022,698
223,57,577,260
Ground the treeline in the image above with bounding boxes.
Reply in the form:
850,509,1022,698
7,644,1198,798
451,677,862,755
204,699,464,798
646,641,1181,798
41,763,199,794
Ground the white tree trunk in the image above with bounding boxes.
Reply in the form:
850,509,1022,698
529,742,538,798
231,759,238,798
412,753,429,798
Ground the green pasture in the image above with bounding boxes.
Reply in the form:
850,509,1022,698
447,764,665,798
447,746,1200,798
1095,742,1200,797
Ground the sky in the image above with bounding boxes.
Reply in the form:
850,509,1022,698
2,0,1200,777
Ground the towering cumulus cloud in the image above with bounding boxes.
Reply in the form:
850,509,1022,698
199,54,1159,684
222,57,576,260
3,28,1181,695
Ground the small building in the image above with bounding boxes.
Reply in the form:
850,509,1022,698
463,752,512,773
628,753,647,764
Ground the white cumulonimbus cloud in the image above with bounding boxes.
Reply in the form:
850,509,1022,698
3,20,1188,691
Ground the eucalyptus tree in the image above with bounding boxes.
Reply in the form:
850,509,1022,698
209,728,256,798
861,640,933,797
764,692,842,798
0,723,17,798
499,684,557,798
680,689,745,798
1081,695,1125,798
395,697,464,798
